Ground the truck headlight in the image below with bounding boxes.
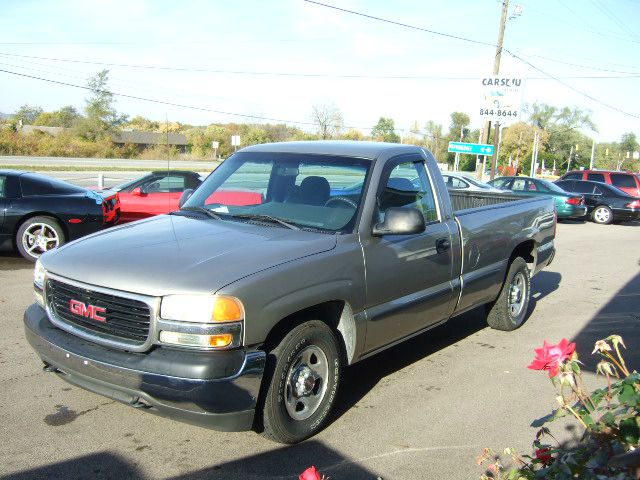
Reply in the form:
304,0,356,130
158,295,244,349
34,259,46,289
34,259,46,306
160,295,244,323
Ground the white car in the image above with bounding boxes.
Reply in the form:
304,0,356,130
442,173,502,193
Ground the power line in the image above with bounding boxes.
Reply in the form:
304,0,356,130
524,53,640,75
302,0,640,120
0,68,376,131
2,52,639,81
519,0,640,44
302,0,495,48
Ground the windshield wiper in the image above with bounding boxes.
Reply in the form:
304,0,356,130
179,206,222,220
230,213,300,230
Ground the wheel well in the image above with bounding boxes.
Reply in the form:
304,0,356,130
262,300,348,356
13,212,69,246
509,240,535,271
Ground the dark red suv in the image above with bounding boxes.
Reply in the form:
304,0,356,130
558,170,640,196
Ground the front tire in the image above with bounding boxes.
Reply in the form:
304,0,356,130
592,205,613,225
261,320,341,444
486,257,531,331
16,216,65,262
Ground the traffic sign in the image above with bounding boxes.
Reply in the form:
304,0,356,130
448,142,494,155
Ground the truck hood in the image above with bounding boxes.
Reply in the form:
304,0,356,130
42,214,337,296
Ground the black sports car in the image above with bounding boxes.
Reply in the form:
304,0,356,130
0,170,120,261
555,179,640,224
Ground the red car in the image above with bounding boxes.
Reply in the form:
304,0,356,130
558,170,640,196
103,170,203,223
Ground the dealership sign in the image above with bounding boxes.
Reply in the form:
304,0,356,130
479,77,524,123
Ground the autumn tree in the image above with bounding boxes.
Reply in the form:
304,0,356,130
311,103,343,139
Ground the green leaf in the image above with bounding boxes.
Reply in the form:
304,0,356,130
617,384,638,405
531,408,566,427
600,411,616,427
619,417,640,446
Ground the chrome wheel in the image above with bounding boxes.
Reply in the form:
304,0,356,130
284,345,329,421
593,206,611,224
508,272,526,319
21,223,61,258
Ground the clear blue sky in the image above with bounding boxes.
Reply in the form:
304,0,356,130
1,0,639,141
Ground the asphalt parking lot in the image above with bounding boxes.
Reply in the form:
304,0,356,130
1,220,638,480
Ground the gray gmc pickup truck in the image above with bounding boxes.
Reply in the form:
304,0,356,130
25,141,556,443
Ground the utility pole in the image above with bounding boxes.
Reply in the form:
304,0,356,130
589,139,596,170
514,130,523,174
566,145,574,173
486,0,510,180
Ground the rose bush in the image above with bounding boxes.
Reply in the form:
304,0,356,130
299,465,325,480
478,335,640,480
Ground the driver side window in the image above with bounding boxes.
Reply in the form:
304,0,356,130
378,160,438,224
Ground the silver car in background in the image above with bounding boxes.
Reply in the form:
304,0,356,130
442,172,502,192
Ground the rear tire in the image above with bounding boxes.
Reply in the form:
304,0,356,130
486,257,530,331
16,216,65,262
592,205,613,225
261,320,341,444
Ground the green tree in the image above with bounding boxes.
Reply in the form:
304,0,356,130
424,120,445,161
446,112,471,168
371,117,400,143
14,104,43,124
76,70,128,140
619,132,638,155
34,106,82,128
525,102,598,172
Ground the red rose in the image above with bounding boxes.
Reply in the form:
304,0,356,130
535,448,553,465
527,339,576,378
299,466,322,480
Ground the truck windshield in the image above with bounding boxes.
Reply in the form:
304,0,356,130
184,152,371,233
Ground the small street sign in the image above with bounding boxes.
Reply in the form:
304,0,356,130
448,141,495,155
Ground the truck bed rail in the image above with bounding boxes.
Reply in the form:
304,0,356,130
449,190,524,212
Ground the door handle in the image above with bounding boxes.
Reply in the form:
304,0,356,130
436,238,450,253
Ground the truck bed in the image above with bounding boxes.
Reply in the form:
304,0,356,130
449,190,524,212
447,190,556,316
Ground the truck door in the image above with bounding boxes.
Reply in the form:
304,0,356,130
361,156,456,353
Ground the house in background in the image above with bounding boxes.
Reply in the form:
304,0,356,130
111,130,188,154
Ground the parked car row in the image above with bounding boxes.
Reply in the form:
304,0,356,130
443,170,640,225
3,165,639,262
0,170,120,261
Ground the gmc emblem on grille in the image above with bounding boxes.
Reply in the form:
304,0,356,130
69,299,107,322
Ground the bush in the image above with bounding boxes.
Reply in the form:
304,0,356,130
478,335,639,479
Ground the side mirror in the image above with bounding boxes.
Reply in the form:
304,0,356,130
179,189,194,208
372,207,425,236
131,187,144,196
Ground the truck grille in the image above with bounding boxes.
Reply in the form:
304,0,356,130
46,278,151,345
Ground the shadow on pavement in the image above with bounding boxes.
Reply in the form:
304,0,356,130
0,452,144,480
572,272,640,374
332,304,488,423
0,441,378,480
526,270,562,320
